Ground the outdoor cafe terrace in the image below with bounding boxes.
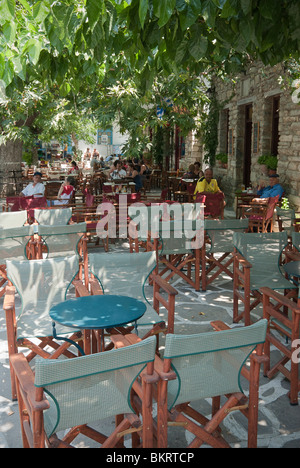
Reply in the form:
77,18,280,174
0,160,300,449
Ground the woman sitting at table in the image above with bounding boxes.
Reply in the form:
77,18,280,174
68,161,79,174
53,176,76,206
193,161,204,179
182,164,196,179
128,163,143,192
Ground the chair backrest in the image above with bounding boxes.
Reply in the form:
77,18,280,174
45,181,62,197
292,231,300,252
34,208,72,225
37,222,86,258
164,320,267,409
34,336,156,438
89,251,156,302
160,188,168,200
204,218,249,254
276,207,296,236
265,195,280,220
0,225,34,264
6,255,79,340
195,193,206,204
0,210,27,228
233,231,288,284
159,219,204,255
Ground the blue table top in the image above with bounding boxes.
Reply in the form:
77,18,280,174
49,295,147,330
283,261,300,278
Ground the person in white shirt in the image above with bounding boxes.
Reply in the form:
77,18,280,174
110,160,126,179
53,176,75,206
20,172,45,197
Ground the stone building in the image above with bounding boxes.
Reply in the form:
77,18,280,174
212,61,300,208
183,61,300,209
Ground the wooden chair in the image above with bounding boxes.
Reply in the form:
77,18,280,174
201,218,249,291
112,320,268,448
157,217,204,292
3,255,87,400
233,231,298,326
86,250,178,336
45,181,62,198
195,192,224,219
10,335,157,448
35,222,87,280
34,207,73,225
0,209,35,296
241,195,279,232
276,207,296,236
261,286,300,405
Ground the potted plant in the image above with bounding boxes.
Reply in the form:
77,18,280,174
215,153,228,168
258,154,278,175
266,155,278,174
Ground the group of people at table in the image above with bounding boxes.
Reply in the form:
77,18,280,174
20,155,284,213
20,171,76,206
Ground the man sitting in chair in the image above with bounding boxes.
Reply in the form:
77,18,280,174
194,167,222,196
194,168,225,218
20,171,45,197
256,174,284,199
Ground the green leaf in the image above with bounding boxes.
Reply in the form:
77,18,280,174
3,20,16,42
0,55,5,79
201,0,218,27
17,0,31,14
139,0,148,28
23,38,43,65
240,0,252,16
189,28,208,60
0,0,15,21
59,81,71,97
153,0,176,28
33,1,50,23
86,0,103,29
179,4,197,31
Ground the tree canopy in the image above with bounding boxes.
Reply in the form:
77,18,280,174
0,0,300,153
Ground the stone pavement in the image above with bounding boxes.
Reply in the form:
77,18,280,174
1,215,300,448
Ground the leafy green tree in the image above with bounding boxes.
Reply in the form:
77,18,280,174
1,0,300,189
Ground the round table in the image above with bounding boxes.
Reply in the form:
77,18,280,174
50,295,147,354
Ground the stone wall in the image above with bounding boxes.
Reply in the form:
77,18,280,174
211,61,300,209
180,130,204,170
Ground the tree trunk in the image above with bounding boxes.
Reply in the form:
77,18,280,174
0,140,23,196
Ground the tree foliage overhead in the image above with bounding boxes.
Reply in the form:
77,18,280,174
0,0,300,150
1,0,300,94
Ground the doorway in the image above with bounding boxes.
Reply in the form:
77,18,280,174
244,104,253,187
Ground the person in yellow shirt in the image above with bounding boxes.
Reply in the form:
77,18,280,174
194,168,225,218
194,168,220,196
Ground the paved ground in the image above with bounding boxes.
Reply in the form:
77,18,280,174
1,208,300,448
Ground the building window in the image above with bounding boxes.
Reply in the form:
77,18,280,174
219,109,229,154
97,128,113,145
271,96,280,156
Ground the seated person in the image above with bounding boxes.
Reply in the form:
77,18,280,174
90,154,100,172
68,161,79,174
20,171,45,197
256,174,284,199
110,160,127,179
182,164,196,179
194,167,225,218
128,164,143,192
194,168,221,196
53,176,75,206
193,161,204,179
